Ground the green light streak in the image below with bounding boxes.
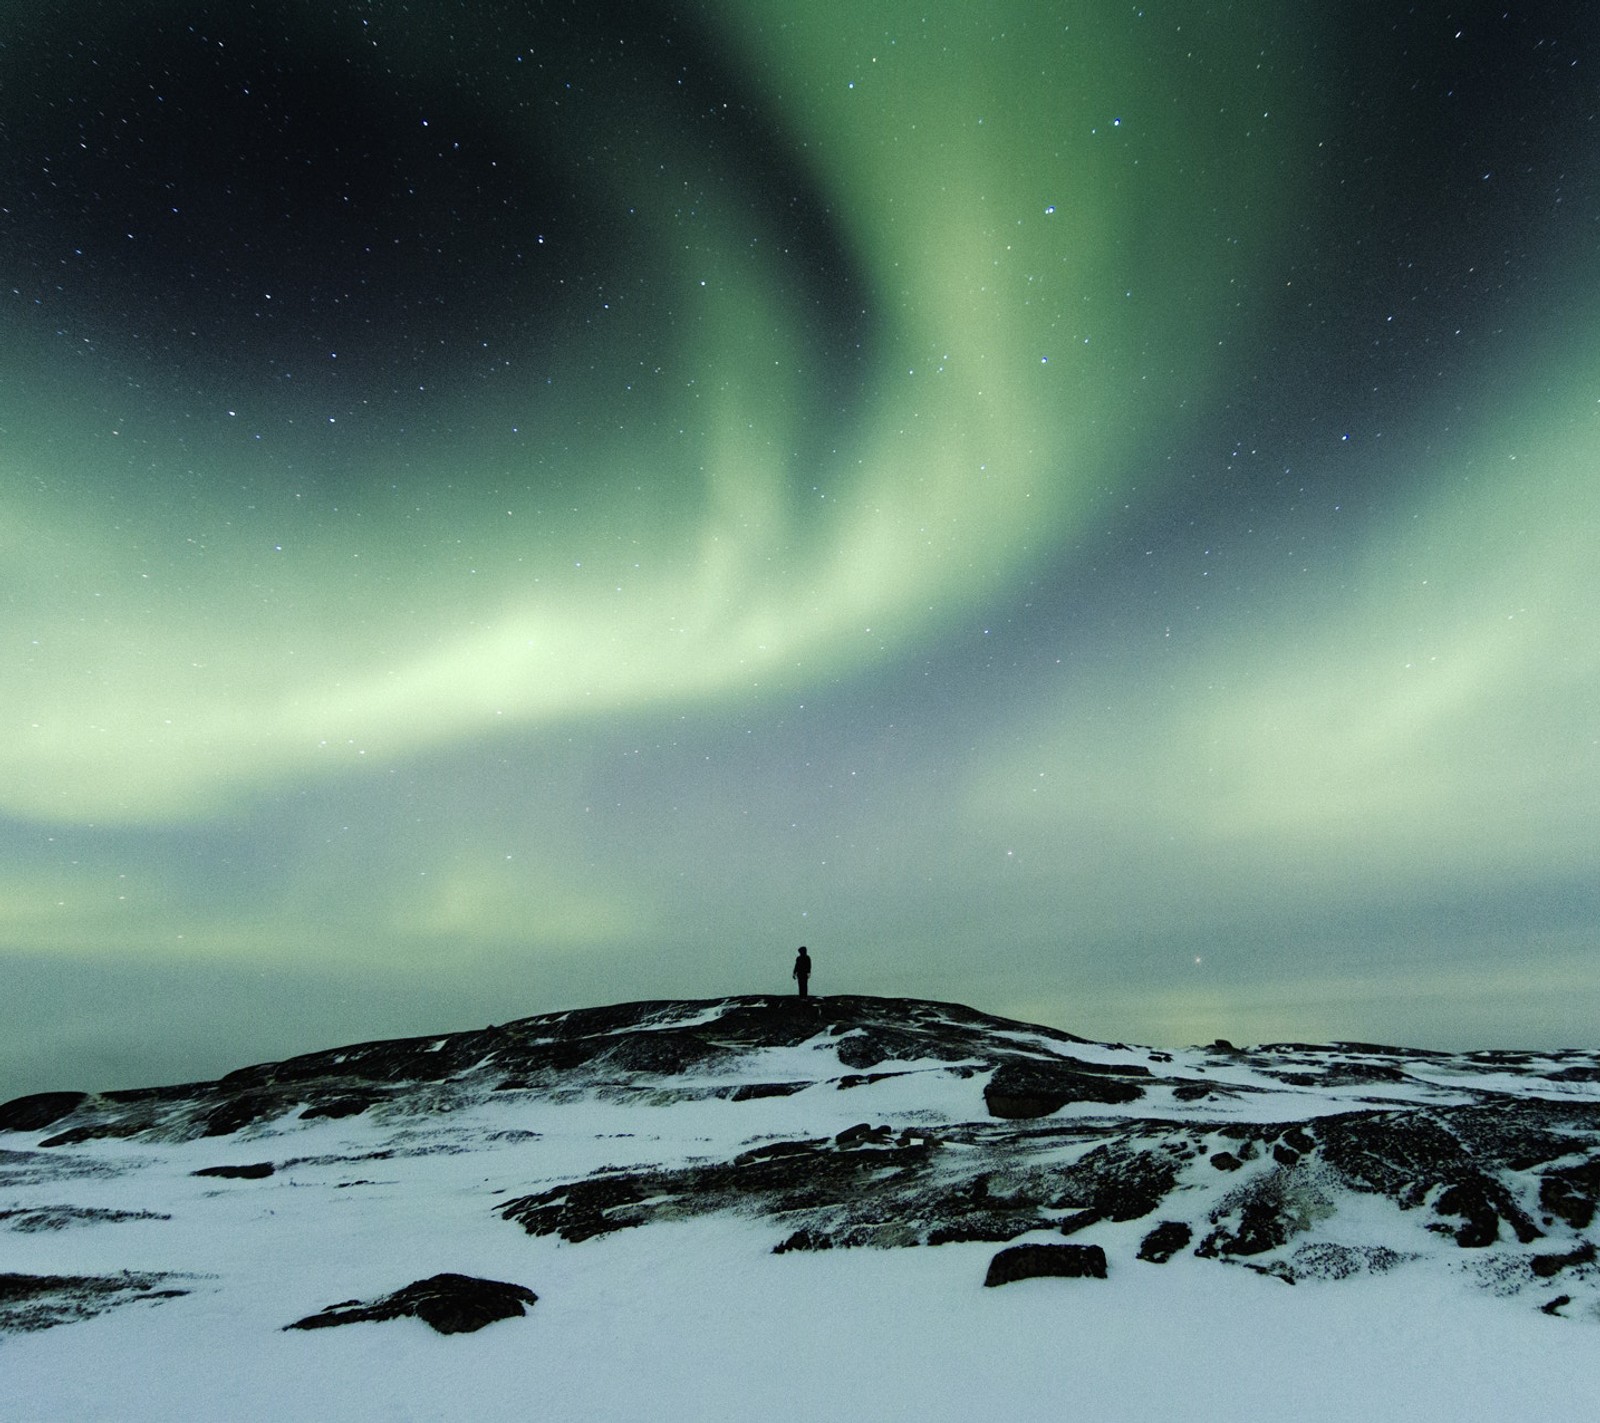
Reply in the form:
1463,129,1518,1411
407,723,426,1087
3,2,1307,822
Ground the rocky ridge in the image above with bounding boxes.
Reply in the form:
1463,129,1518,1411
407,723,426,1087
3,994,1599,1331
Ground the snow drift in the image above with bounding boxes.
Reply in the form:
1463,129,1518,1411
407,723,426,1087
2,995,1594,1420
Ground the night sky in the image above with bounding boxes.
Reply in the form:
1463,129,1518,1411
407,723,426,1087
4,1,1599,1099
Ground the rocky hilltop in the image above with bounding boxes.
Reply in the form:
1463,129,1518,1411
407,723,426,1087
3,995,1599,1337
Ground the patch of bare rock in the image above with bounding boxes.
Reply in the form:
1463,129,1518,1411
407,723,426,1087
285,1273,537,1335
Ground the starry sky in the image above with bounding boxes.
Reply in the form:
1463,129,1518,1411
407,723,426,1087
4,0,1599,1099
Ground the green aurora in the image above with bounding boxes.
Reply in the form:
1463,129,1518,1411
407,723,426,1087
3,1,1597,1096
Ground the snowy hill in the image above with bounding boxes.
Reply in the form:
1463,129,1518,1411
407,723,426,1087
2,995,1596,1420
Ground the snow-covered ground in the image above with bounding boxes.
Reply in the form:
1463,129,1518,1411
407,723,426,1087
2,996,1593,1421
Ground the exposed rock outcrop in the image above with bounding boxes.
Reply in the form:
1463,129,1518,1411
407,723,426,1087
0,1272,188,1332
193,1162,275,1180
285,1273,537,1334
984,1243,1107,1286
1137,1221,1193,1263
4,995,1599,1327
0,1093,88,1134
982,1059,1147,1119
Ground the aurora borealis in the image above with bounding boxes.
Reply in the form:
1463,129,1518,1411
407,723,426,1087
4,1,1598,1097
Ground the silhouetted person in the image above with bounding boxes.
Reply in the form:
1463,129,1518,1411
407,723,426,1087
793,946,812,998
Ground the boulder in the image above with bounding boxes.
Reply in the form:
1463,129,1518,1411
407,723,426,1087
984,1243,1107,1287
834,1122,894,1147
286,1272,537,1335
1137,1221,1193,1263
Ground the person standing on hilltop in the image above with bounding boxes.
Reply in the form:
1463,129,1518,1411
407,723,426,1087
792,946,812,998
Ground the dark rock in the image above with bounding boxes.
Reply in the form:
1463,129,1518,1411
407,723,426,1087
1057,1208,1103,1236
1541,1294,1571,1316
1062,1057,1152,1079
984,1243,1107,1286
0,1093,89,1134
1284,1243,1410,1280
1316,1061,1412,1086
0,1271,187,1332
300,1095,378,1120
38,1122,139,1149
926,1214,1038,1246
1439,1102,1595,1173
835,1122,893,1147
1173,1082,1214,1101
502,1124,948,1249
203,1094,274,1137
1540,1158,1600,1230
193,1162,275,1180
834,1033,890,1071
0,1205,170,1231
728,1081,809,1101
1055,1139,1181,1222
983,1060,1143,1119
223,1025,513,1093
598,1028,734,1076
1137,1221,1193,1263
501,1172,663,1244
1199,1169,1334,1258
285,1272,537,1334
1,997,1103,1151
1432,1179,1501,1247
1433,1176,1541,1248
1333,1041,1453,1059
1210,1152,1243,1172
1529,1240,1595,1279
1319,1110,1497,1210
836,1072,904,1089
773,1228,834,1253
830,1017,992,1072
36,1126,94,1149
734,1137,830,1165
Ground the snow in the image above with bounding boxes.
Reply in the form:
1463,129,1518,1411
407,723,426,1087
4,1213,1580,1422
1,1000,1592,1420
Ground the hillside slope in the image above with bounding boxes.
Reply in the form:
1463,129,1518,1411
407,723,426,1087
3,996,1596,1419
